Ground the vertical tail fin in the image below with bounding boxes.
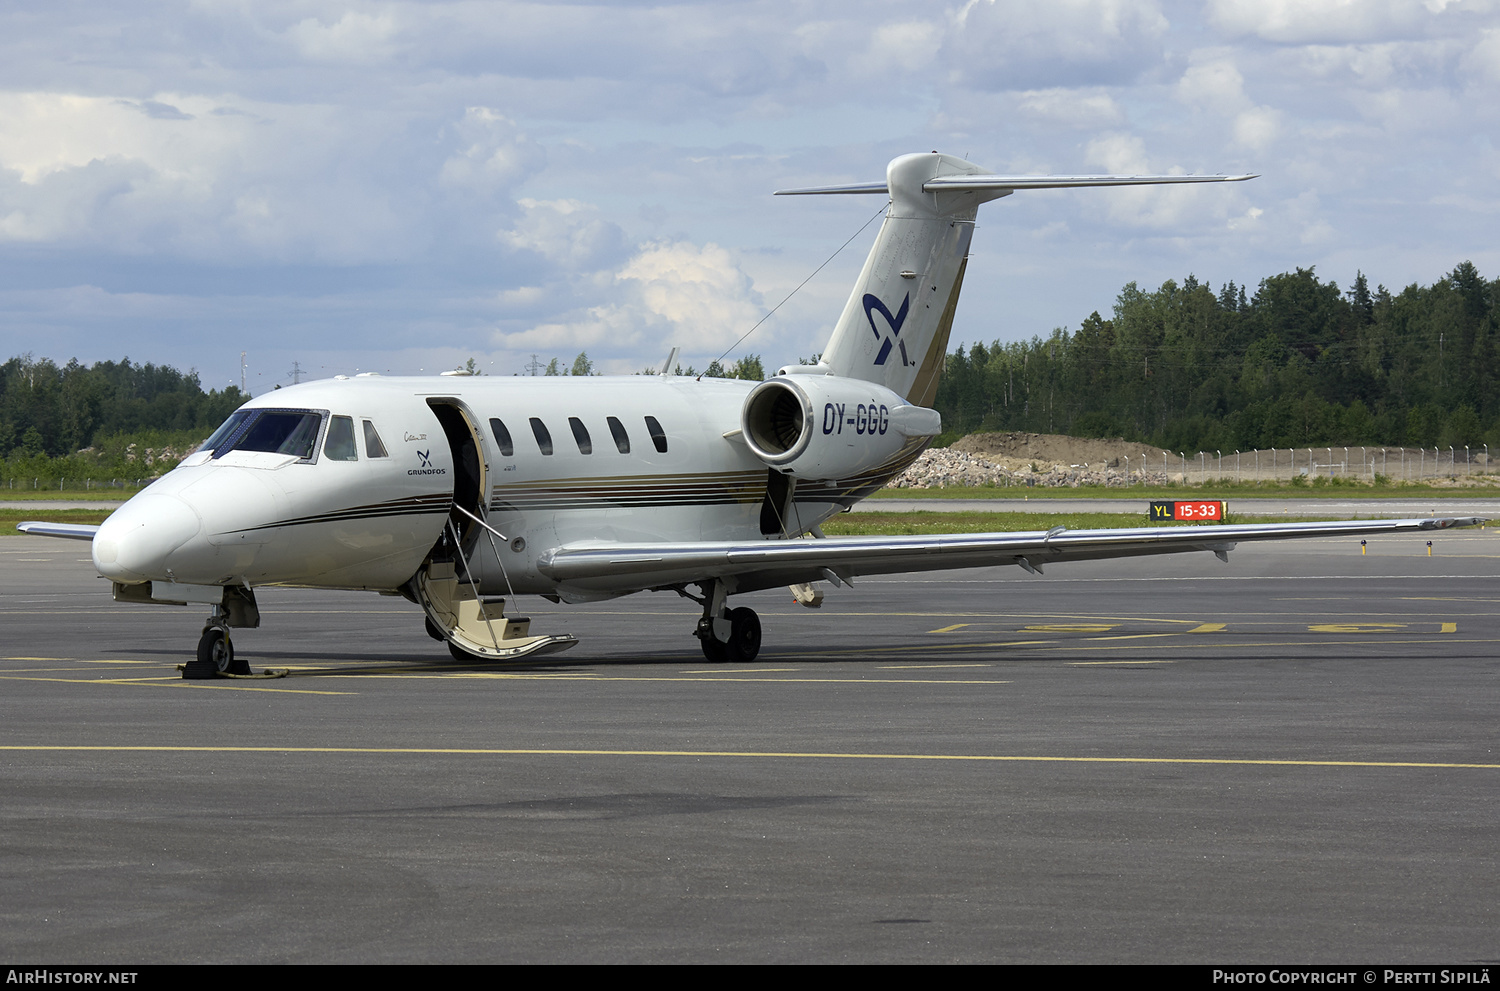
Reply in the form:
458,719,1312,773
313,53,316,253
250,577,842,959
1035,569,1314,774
774,155,1255,407
779,153,999,406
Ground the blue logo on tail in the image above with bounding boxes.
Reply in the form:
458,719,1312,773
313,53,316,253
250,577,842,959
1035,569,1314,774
864,293,911,366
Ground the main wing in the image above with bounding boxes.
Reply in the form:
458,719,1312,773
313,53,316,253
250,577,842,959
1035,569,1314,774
537,517,1484,596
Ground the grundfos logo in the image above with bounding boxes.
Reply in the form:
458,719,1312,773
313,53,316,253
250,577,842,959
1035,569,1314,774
408,449,446,476
864,293,912,367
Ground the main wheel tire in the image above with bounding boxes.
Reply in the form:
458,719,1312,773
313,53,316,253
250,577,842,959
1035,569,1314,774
699,634,729,662
196,628,233,674
725,607,761,663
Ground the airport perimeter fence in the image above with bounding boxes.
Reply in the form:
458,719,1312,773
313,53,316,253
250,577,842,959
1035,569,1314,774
2,477,151,493
1119,445,1493,486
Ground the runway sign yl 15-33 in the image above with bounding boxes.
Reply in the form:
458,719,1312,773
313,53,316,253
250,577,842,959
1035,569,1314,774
1149,500,1225,522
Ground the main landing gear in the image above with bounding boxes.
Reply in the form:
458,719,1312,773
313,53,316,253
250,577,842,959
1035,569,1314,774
692,580,761,663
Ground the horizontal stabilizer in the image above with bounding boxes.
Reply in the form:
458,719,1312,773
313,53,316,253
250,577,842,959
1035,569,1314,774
16,521,100,541
774,181,891,195
776,173,1257,196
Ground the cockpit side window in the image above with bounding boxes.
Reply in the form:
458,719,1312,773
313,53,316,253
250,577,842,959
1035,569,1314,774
362,420,389,458
324,416,359,461
208,409,324,461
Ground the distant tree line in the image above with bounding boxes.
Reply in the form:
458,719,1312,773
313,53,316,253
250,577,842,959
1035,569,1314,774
22,256,1492,476
1,355,246,459
636,353,765,380
934,262,1500,453
529,349,766,380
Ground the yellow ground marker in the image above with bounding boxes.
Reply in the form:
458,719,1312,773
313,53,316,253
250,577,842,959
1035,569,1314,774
0,674,356,695
1084,633,1179,642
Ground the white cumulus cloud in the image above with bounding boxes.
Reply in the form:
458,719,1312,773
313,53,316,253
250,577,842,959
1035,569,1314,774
495,240,763,358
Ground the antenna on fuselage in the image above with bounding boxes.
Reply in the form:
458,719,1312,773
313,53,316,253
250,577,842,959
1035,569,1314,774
660,347,680,376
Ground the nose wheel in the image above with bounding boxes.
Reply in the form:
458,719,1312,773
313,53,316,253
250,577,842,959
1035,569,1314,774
183,625,250,679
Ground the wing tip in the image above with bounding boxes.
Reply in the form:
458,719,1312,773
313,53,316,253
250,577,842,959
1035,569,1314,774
16,521,101,541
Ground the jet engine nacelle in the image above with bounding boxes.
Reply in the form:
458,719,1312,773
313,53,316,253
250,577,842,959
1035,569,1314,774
740,375,941,479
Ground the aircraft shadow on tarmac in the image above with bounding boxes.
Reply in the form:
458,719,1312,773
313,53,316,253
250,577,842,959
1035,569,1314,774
113,642,1027,677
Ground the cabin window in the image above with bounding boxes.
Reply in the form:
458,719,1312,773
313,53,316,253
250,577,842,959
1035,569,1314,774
569,417,592,454
324,416,359,461
489,418,514,457
644,415,668,453
607,416,630,454
362,420,389,458
211,410,324,460
529,417,554,456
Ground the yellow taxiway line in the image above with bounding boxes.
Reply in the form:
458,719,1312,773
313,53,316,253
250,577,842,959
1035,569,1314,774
0,744,1496,770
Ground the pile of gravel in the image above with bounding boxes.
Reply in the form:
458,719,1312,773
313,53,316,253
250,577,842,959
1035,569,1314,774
887,448,1171,489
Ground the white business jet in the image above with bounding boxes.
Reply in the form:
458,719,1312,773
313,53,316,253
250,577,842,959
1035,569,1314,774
18,153,1485,677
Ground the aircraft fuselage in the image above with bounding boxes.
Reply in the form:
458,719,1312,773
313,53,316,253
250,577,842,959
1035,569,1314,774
91,374,915,599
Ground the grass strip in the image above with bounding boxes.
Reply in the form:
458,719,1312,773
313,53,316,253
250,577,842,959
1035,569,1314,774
2,509,113,533
867,480,1500,500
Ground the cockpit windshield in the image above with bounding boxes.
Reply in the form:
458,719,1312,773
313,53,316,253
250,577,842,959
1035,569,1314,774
200,409,326,461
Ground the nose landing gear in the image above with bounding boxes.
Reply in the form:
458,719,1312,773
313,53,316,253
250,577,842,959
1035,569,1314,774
107,582,260,679
176,591,258,679
186,623,250,678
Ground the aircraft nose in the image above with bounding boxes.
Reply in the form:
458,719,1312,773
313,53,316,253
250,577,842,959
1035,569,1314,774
93,493,204,583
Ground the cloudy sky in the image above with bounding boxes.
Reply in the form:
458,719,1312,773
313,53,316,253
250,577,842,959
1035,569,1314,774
2,0,1498,393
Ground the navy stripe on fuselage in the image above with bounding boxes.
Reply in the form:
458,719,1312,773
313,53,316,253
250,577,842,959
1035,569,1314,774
226,494,452,534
